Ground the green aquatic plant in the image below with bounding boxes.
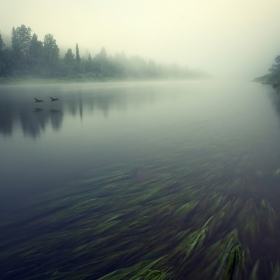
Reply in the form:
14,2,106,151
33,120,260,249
249,260,259,280
178,227,207,259
224,243,245,280
201,229,243,280
271,262,280,280
259,199,276,231
207,199,237,238
223,178,247,197
98,257,172,280
233,199,261,244
1,147,280,280
175,217,212,262
173,200,197,218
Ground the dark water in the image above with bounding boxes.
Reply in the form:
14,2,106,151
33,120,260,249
1,80,280,279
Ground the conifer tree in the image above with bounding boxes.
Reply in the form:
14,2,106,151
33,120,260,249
11,25,32,74
43,34,60,77
29,34,43,75
76,43,81,64
0,34,6,75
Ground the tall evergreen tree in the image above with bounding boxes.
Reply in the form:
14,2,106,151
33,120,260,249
0,33,13,76
92,47,111,77
0,33,6,75
84,53,93,72
63,48,75,76
43,34,60,77
76,43,81,64
29,34,44,76
75,43,82,73
11,25,32,55
11,25,32,75
0,34,5,52
269,55,280,75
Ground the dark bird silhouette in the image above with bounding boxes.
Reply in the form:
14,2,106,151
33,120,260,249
34,98,43,103
50,97,59,102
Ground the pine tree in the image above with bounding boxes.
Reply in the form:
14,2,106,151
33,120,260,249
29,34,44,76
63,48,75,76
11,25,32,55
43,34,60,77
11,25,32,75
0,33,5,52
84,53,93,72
0,33,6,75
76,43,81,64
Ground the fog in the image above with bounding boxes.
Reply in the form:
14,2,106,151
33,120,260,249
1,0,280,80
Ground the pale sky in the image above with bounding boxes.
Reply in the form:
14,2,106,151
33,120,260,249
1,0,280,79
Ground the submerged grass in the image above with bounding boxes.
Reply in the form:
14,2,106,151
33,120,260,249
98,257,172,280
224,243,245,280
1,140,280,280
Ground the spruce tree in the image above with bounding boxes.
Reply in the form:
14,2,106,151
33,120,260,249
76,43,81,64
11,25,32,75
29,34,44,76
43,34,60,77
0,34,5,75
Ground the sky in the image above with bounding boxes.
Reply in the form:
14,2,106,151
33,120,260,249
1,0,280,80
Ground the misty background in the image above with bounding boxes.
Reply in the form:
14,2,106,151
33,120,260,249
1,0,280,80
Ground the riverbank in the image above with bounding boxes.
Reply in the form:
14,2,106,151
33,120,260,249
0,75,212,85
253,73,280,85
0,76,117,85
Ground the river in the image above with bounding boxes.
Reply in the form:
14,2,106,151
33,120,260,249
1,80,280,279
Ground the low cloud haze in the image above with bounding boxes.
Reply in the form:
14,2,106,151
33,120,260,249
1,0,280,80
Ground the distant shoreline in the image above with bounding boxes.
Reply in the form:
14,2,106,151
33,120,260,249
253,73,280,85
0,76,118,85
0,76,211,85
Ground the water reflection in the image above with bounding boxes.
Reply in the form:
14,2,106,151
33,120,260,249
0,83,160,138
269,90,280,117
0,94,14,136
2,81,280,280
18,108,62,138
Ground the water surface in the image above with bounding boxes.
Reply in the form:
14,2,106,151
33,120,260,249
1,80,280,279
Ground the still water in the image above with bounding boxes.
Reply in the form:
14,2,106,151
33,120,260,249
1,80,280,279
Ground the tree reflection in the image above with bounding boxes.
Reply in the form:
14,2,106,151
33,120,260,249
0,94,14,136
0,112,13,136
20,109,48,138
0,83,159,138
49,110,62,131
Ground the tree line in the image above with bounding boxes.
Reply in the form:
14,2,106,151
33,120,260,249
0,24,209,81
255,52,280,86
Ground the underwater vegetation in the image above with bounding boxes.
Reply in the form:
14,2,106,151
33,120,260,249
1,135,280,279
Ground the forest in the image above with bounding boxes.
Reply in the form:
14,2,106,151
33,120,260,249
0,24,209,81
255,53,280,85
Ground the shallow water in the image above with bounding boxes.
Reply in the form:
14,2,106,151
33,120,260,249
1,80,280,279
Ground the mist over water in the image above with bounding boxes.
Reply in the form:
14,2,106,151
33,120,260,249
0,80,278,205
1,80,280,279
